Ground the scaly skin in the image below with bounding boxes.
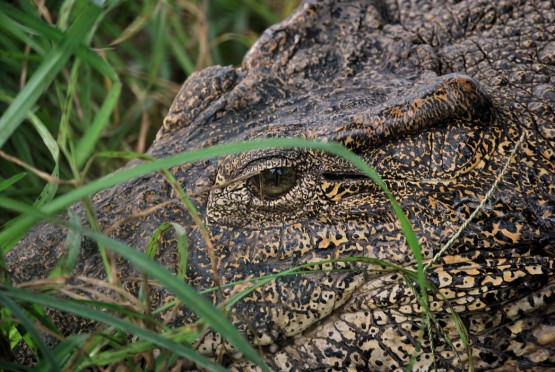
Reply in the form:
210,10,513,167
6,0,555,370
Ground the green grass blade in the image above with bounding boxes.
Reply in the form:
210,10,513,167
0,11,46,56
169,37,195,76
0,294,60,370
75,81,122,167
34,334,89,372
148,4,167,83
0,93,60,206
80,230,268,369
48,210,82,278
0,173,27,193
0,1,103,149
146,222,188,280
27,111,60,207
0,360,30,371
77,326,201,369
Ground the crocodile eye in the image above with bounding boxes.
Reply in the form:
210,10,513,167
248,167,297,199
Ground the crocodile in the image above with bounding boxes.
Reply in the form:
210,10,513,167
5,0,555,370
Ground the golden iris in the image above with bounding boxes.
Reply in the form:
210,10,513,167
248,167,297,199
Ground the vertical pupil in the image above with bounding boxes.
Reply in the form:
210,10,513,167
270,168,283,187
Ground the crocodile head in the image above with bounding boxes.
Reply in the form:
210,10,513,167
7,0,555,370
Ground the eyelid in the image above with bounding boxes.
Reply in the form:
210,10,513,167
234,155,299,179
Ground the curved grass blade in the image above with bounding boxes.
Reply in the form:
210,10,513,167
0,138,425,368
0,294,60,370
48,210,81,278
0,173,27,193
0,360,30,372
74,79,122,167
28,112,60,207
0,12,46,57
0,94,60,206
34,334,89,372
146,222,188,280
76,325,201,369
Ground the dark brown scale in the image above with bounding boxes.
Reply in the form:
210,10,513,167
5,0,555,370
